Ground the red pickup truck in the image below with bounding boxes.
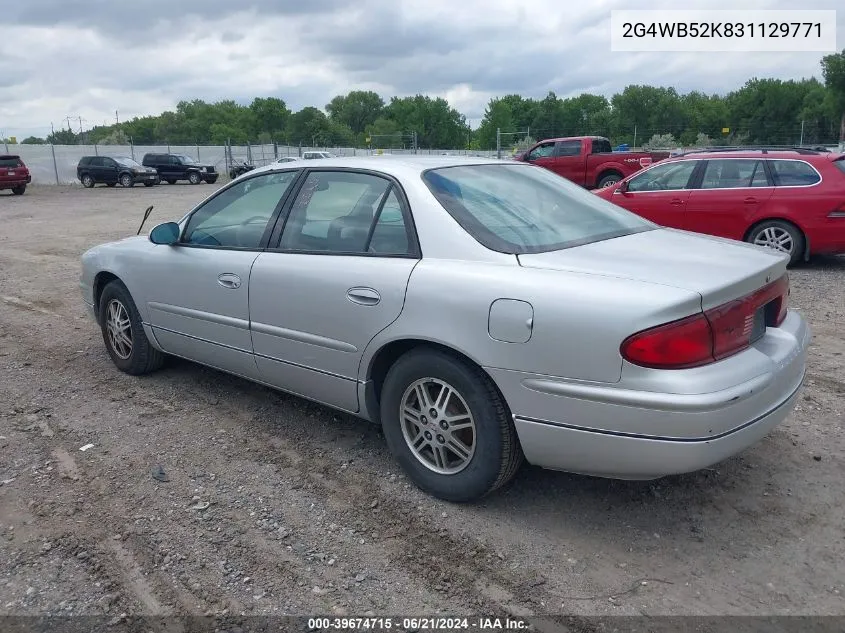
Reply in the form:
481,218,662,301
513,136,670,189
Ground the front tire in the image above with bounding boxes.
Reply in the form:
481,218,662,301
120,173,134,188
11,185,26,195
380,348,523,502
98,281,165,375
746,220,804,266
188,172,201,185
143,182,154,187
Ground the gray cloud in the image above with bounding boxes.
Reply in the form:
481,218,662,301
2,0,844,137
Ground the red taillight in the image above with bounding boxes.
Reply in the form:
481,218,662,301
621,274,790,370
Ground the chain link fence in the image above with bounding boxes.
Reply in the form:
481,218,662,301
4,142,501,185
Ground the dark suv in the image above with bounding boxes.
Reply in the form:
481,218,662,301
77,156,159,188
0,154,31,195
142,153,218,184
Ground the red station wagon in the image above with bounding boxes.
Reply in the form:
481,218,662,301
594,148,845,264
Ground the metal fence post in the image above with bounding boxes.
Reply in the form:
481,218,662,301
261,143,265,164
50,143,59,184
94,143,98,156
274,142,278,159
130,137,135,161
197,143,201,162
247,142,252,164
496,128,501,159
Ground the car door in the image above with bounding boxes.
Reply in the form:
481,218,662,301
684,158,775,240
611,159,699,227
249,169,420,413
523,141,558,174
552,139,585,183
143,170,300,378
87,157,105,182
101,158,119,184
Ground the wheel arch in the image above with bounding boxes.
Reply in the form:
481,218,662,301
362,337,509,426
743,217,810,263
92,271,123,322
595,168,624,187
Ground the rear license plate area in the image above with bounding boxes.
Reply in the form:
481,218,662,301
750,306,766,343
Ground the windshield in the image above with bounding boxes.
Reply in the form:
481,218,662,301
176,155,196,164
422,164,654,254
114,157,142,168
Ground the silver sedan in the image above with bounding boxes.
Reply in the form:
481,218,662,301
79,156,810,502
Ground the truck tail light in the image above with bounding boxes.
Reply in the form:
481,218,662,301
638,157,653,168
621,274,789,369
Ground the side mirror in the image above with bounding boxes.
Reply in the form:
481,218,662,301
149,222,180,245
617,180,629,193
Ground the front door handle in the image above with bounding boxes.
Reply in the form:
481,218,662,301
347,287,380,306
217,273,241,289
670,198,685,206
744,197,759,204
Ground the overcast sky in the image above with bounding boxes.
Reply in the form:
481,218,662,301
1,0,842,139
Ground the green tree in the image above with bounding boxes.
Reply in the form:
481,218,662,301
249,97,290,138
326,90,385,134
47,128,77,144
21,136,46,144
384,96,469,148
821,49,845,142
475,98,515,148
287,107,335,145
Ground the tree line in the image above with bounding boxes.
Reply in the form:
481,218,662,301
15,50,845,150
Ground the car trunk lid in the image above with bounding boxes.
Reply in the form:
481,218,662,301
517,228,789,310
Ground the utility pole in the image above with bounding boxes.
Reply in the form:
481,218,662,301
115,110,119,125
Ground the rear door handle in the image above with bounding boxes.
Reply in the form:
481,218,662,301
670,198,684,206
347,287,380,306
744,197,759,204
217,273,241,289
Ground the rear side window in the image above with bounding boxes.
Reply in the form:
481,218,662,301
769,160,821,186
700,159,769,189
556,140,582,156
0,157,22,168
834,158,845,176
591,139,612,154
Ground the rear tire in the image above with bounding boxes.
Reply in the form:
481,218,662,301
11,185,26,195
143,182,154,187
380,348,523,502
746,220,804,266
98,281,165,375
188,171,201,185
81,174,95,188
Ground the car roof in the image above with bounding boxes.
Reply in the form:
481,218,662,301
242,154,520,180
670,149,831,160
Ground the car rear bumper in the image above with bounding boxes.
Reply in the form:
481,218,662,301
133,173,158,183
0,175,31,188
202,173,218,183
486,310,810,479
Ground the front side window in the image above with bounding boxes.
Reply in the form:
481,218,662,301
423,164,653,254
627,160,697,192
526,143,555,161
279,171,397,253
102,158,117,168
700,159,769,189
182,171,297,248
176,154,196,165
769,160,821,186
556,140,582,157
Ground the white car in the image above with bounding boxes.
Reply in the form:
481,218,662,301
302,151,336,160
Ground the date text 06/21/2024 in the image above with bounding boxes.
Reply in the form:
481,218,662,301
306,616,529,631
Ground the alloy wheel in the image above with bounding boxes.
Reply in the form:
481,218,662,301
106,299,132,359
400,378,476,474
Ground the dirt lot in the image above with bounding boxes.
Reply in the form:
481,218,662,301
1,184,844,625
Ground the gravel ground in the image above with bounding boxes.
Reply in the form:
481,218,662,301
1,185,844,626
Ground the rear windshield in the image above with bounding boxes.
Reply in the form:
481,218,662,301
0,157,22,168
422,164,654,254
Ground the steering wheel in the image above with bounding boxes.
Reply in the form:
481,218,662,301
236,216,269,247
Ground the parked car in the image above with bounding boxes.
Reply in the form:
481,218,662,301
228,159,255,180
593,147,845,265
0,154,31,195
513,136,670,189
141,153,218,184
302,151,336,160
276,156,300,163
77,156,159,188
80,156,809,502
